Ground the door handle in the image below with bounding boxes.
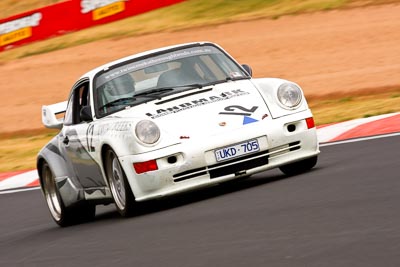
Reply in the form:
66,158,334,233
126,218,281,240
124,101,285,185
63,136,69,145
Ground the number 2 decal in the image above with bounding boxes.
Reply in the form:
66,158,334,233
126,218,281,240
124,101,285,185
219,105,258,116
86,124,95,152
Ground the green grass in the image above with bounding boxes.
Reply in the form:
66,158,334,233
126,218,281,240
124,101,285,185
0,0,64,19
0,130,57,172
310,88,400,125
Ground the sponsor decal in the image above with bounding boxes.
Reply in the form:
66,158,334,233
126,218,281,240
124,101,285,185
0,13,42,46
219,105,259,125
92,2,125,20
230,72,243,78
81,0,125,20
146,89,250,119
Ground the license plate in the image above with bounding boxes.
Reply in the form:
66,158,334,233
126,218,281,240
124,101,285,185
214,139,260,162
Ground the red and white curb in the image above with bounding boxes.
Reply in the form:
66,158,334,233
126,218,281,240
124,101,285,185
1,112,399,193
317,112,400,143
0,170,39,191
0,170,39,193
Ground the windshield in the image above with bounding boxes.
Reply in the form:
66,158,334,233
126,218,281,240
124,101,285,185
94,44,249,117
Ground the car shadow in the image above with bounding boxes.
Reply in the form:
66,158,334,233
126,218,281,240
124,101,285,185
93,168,316,223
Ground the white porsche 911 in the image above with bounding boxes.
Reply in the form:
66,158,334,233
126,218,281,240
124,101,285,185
37,42,319,226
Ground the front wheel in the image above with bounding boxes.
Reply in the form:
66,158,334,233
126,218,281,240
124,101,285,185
41,162,95,227
279,156,318,176
105,149,136,217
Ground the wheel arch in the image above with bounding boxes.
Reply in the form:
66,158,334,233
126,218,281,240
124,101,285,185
36,156,47,190
101,144,137,217
100,143,113,169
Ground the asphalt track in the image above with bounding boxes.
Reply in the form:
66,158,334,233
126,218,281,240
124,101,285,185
1,135,400,266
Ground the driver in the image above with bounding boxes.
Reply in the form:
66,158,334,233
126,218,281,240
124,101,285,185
98,73,136,115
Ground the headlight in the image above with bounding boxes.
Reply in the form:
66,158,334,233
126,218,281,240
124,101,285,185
135,120,160,144
277,83,302,109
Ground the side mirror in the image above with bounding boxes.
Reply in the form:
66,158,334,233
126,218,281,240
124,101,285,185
241,64,253,77
80,106,93,122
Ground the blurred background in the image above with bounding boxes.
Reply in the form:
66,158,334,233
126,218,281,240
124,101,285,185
0,0,399,171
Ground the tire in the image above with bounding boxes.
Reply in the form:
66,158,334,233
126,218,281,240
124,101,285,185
42,162,96,227
105,149,136,217
279,156,318,176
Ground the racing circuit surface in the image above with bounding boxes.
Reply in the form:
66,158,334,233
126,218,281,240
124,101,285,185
1,135,399,266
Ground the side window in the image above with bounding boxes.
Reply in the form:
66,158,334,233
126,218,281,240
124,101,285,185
63,94,74,126
78,84,90,108
63,81,90,126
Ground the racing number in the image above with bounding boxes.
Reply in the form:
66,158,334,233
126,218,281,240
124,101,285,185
219,105,258,116
86,124,95,152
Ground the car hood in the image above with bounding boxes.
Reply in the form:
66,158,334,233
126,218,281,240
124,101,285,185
115,80,271,138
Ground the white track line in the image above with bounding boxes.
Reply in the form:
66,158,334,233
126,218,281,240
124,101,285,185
320,132,400,147
0,186,40,195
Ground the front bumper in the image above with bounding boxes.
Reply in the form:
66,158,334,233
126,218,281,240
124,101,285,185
119,110,319,201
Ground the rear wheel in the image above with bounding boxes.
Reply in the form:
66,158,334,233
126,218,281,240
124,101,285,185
42,162,95,227
279,156,318,176
105,149,136,217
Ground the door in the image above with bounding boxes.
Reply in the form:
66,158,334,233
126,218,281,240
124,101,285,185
60,79,106,188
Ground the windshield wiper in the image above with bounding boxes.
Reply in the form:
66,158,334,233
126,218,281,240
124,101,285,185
154,83,205,92
200,76,250,87
134,88,174,98
99,93,162,109
134,84,208,98
99,85,206,110
225,76,251,82
99,97,135,109
174,83,204,90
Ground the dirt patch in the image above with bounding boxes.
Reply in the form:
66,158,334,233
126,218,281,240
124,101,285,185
0,3,399,133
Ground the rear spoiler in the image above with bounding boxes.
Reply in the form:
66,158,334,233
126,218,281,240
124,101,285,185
42,101,68,129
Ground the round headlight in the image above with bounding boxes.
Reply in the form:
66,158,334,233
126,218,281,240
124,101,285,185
277,83,302,109
135,120,160,144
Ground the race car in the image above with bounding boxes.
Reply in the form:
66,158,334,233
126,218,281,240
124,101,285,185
37,42,319,226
